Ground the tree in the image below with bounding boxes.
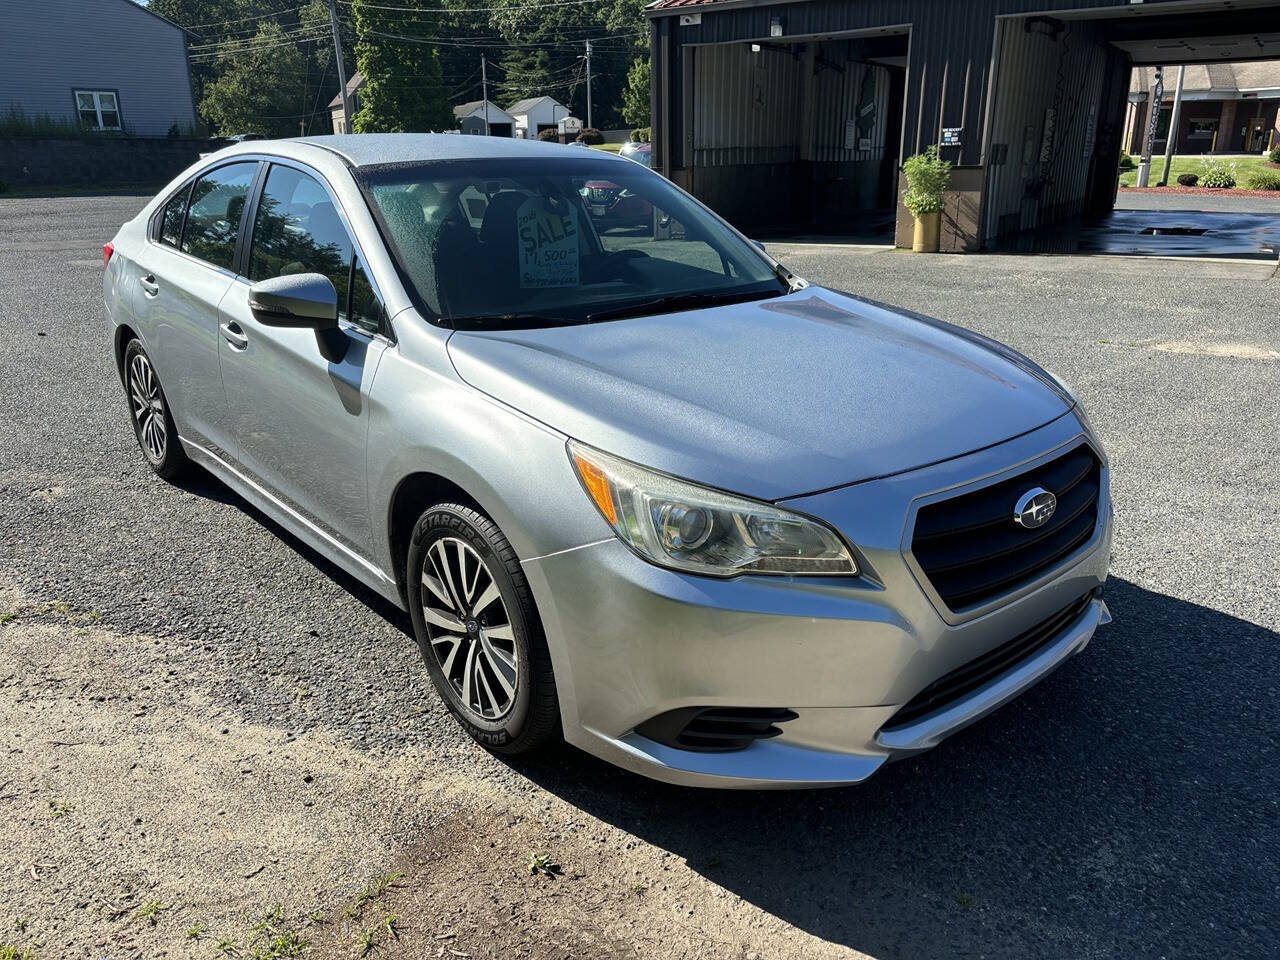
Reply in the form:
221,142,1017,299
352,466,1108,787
199,20,308,136
350,0,453,132
621,56,650,128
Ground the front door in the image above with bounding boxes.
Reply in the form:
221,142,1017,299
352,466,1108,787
217,162,388,558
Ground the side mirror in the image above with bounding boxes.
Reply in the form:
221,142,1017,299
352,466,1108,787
751,239,767,254
249,273,338,331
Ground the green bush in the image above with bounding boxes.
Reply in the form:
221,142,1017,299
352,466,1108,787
1268,145,1280,165
1176,173,1198,187
537,128,560,142
1199,156,1237,189
1244,169,1280,190
630,127,651,143
901,145,952,217
575,127,604,145
1119,152,1137,171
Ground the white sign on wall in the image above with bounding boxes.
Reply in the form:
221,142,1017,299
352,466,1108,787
516,197,579,289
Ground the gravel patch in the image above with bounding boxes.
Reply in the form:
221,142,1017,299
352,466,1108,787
0,195,1276,959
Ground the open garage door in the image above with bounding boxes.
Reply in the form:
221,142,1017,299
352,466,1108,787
982,0,1280,253
683,29,908,239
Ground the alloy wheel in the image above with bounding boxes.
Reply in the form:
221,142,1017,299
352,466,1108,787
128,353,167,463
420,537,519,721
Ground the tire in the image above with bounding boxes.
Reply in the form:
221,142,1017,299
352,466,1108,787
122,338,189,481
406,503,560,755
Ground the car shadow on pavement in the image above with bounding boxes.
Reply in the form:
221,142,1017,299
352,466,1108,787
175,469,414,633
511,578,1278,958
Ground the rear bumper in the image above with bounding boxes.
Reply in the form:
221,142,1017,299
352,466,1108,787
522,413,1112,789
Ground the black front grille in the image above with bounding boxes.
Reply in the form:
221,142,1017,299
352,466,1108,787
882,590,1096,731
912,444,1101,611
635,707,798,753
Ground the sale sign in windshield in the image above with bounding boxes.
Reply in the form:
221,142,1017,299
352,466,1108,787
516,196,579,289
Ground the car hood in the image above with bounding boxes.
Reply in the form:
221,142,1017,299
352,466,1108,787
445,287,1072,501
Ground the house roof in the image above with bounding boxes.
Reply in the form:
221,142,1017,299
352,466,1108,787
1131,61,1280,97
328,71,365,110
452,99,515,121
506,96,566,116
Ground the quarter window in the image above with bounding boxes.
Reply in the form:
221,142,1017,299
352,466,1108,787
159,185,189,247
249,165,354,320
181,162,258,271
75,90,121,131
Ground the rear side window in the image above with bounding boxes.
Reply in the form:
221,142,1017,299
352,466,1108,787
159,186,189,247
249,165,354,318
181,162,258,271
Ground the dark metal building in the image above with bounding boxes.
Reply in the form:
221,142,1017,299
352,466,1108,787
645,0,1280,250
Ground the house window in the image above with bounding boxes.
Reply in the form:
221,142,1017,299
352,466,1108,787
75,90,121,131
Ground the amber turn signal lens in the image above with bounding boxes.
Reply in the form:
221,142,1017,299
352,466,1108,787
572,451,618,525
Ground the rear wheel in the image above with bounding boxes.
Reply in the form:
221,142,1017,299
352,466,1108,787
406,503,559,755
123,339,189,481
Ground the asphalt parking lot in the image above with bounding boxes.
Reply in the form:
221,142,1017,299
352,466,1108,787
1,194,1277,959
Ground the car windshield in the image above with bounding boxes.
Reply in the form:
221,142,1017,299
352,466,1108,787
356,156,785,328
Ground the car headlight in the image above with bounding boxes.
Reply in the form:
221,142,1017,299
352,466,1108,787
568,441,857,577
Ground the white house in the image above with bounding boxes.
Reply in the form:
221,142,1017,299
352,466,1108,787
453,100,517,137
328,72,365,134
506,96,571,139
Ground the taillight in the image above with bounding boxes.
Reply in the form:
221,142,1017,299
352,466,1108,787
103,241,115,267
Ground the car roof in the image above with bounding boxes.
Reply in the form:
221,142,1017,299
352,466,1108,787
285,133,630,169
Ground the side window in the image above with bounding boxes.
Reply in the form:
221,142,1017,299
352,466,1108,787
249,165,353,318
181,162,258,270
159,185,189,247
349,255,383,334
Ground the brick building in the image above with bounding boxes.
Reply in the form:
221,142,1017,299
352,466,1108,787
1125,62,1280,156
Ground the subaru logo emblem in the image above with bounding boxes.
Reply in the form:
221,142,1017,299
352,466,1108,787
1013,487,1057,529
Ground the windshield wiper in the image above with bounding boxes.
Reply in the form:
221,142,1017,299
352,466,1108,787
585,287,783,324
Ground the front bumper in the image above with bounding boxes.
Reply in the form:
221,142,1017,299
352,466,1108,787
522,413,1112,789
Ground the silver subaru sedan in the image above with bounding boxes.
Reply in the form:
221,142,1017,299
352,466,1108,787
102,135,1112,789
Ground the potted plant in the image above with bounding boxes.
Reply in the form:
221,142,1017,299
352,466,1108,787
902,145,952,253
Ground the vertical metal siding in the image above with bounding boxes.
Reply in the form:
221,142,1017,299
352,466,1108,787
693,43,804,166
983,16,1111,240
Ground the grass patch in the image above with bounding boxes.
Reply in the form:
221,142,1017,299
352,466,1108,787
186,922,207,940
135,900,168,926
0,946,38,960
528,851,562,877
1119,154,1276,188
591,142,624,153
47,799,75,819
345,872,402,920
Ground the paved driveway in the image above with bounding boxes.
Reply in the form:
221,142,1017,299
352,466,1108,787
0,196,1276,959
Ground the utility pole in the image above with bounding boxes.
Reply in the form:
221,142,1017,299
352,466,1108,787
586,40,593,130
1137,65,1163,188
481,55,490,135
327,0,351,132
1158,64,1186,187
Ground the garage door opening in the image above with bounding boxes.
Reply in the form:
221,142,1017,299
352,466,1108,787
982,1,1280,256
683,29,909,241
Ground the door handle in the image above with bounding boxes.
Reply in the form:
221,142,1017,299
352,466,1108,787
220,321,249,350
140,274,159,297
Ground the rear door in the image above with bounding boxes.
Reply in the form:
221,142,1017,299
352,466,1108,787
217,160,389,558
133,160,260,460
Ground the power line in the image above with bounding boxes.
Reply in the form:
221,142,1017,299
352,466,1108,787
353,24,645,49
189,23,328,51
339,0,607,14
186,5,307,30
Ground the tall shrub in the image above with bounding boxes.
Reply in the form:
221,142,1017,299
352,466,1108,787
902,146,952,218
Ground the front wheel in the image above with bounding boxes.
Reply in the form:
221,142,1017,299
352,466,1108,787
406,503,560,755
123,338,189,481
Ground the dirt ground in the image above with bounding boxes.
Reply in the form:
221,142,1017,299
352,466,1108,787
0,576,857,960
